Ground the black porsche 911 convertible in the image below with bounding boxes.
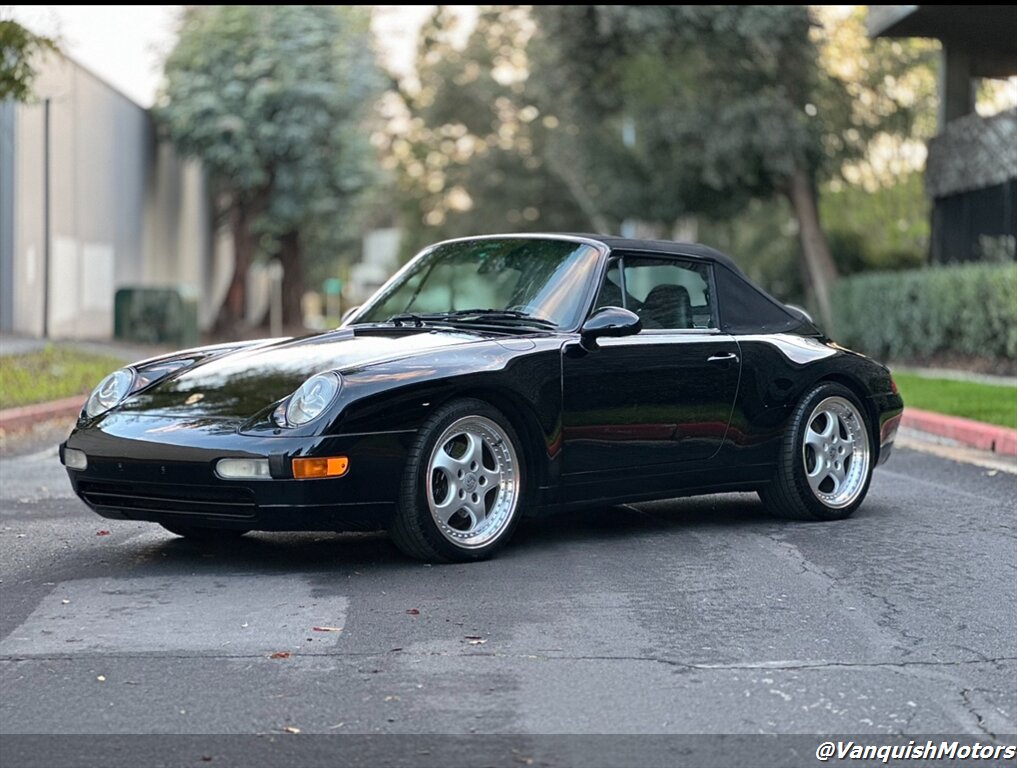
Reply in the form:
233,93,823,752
62,234,903,562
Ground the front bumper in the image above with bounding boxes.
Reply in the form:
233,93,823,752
61,413,412,531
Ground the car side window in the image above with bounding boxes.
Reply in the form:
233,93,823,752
622,257,714,330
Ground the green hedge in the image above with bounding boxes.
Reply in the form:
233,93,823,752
830,264,1017,361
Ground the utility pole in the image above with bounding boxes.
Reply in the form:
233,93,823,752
42,98,51,338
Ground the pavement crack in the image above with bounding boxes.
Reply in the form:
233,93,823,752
684,656,1017,673
460,654,1017,674
960,687,997,739
3,652,1015,671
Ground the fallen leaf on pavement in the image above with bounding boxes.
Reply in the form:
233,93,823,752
96,530,111,536
283,726,301,734
406,608,420,615
269,651,291,659
312,626,343,632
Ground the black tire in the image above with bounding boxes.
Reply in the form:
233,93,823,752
161,524,249,541
759,382,875,521
390,398,528,562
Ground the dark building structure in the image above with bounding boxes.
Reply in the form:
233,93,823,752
869,6,1017,264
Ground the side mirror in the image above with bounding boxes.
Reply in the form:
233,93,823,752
580,306,642,349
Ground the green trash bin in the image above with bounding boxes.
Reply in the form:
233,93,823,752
114,287,199,348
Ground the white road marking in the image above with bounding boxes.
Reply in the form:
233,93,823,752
0,449,76,501
0,576,349,656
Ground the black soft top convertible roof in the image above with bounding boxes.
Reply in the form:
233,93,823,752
566,234,817,336
577,234,743,274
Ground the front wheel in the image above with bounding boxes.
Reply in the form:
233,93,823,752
390,398,526,562
759,383,874,521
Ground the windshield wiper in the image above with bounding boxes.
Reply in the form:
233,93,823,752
387,313,427,327
388,309,557,329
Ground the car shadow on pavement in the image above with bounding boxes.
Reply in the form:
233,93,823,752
130,492,788,571
511,492,773,552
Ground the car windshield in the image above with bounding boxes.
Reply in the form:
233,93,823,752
352,238,602,330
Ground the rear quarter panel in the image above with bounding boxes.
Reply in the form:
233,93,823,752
726,335,901,466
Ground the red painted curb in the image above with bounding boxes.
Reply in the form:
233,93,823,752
902,407,1017,456
0,396,85,432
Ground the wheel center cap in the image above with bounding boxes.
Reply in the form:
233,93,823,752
463,473,478,492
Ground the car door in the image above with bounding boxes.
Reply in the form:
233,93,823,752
562,254,741,481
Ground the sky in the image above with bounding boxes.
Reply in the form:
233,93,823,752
9,5,446,108
10,5,182,107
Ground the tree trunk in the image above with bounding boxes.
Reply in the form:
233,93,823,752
278,230,305,329
544,142,613,234
212,204,254,337
785,166,838,329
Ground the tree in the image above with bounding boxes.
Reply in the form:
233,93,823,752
381,7,591,258
0,17,58,102
530,6,943,323
157,6,382,332
530,6,844,324
812,6,938,272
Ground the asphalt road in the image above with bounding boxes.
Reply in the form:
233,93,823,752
0,432,1014,767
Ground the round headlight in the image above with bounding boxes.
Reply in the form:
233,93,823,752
85,368,136,418
283,373,340,426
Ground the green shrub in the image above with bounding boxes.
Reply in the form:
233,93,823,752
830,264,1017,361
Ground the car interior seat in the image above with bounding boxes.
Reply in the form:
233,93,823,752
640,284,692,329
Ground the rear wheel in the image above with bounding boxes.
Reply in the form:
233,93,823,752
759,383,873,521
390,398,526,562
161,524,249,541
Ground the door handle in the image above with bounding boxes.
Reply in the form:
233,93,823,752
707,352,739,363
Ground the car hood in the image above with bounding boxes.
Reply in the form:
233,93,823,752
115,327,497,421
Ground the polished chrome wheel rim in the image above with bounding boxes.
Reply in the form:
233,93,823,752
802,396,870,509
426,415,520,548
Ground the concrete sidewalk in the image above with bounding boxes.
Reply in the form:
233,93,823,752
893,365,1016,388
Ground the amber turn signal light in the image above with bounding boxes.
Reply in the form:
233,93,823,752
292,456,349,479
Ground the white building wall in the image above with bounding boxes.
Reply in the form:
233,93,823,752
3,53,227,339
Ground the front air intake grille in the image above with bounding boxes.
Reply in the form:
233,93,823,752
77,480,257,519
